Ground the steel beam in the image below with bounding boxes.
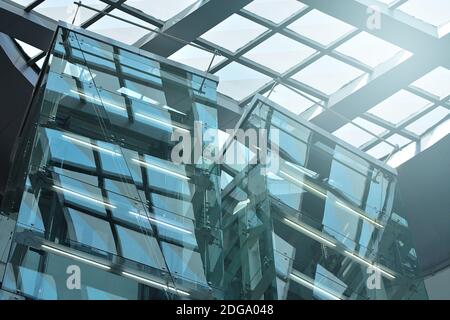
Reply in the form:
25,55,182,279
0,1,55,51
136,0,253,57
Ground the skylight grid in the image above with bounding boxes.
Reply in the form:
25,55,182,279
243,0,307,24
34,0,107,26
367,90,433,126
199,14,268,53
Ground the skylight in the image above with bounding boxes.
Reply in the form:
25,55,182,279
15,39,42,58
367,90,432,125
264,84,320,115
242,33,317,73
406,107,450,135
34,0,107,26
168,45,226,71
291,55,365,95
243,0,307,24
88,9,157,45
124,0,198,22
367,134,411,159
200,14,268,53
411,67,450,99
215,62,271,101
287,9,356,47
398,0,450,27
335,32,405,68
10,0,34,6
333,118,387,148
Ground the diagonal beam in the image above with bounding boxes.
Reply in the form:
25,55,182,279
136,0,253,57
0,1,56,51
300,0,450,132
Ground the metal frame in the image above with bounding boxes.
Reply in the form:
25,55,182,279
0,0,449,164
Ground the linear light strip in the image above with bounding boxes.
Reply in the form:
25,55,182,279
285,162,317,178
279,170,383,229
131,158,190,180
290,273,341,300
279,170,327,198
336,201,383,229
122,271,190,296
70,89,126,111
283,218,336,248
62,135,122,157
135,112,190,133
163,105,186,116
129,211,192,234
344,250,396,279
41,245,111,270
53,185,116,209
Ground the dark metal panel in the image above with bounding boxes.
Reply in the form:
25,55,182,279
0,32,38,194
0,1,56,51
396,135,450,275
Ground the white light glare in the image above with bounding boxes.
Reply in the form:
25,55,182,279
344,250,395,280
290,273,342,300
336,201,383,228
131,159,190,180
53,185,116,209
41,244,111,270
128,211,192,234
135,112,190,133
62,135,122,156
283,218,336,248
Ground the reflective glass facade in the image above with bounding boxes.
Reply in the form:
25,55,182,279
0,25,426,300
221,97,427,300
0,24,222,300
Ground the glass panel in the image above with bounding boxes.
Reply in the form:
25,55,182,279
287,9,356,46
291,55,365,95
243,33,317,73
34,0,107,26
398,0,450,27
169,45,226,71
335,32,405,68
367,90,432,125
411,66,450,99
406,106,450,135
333,118,387,148
200,14,268,52
243,0,307,24
88,9,157,45
264,84,320,115
215,62,271,100
125,0,198,21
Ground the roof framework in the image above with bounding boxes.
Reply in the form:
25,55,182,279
0,0,449,168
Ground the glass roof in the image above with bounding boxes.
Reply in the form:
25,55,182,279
411,67,450,99
287,9,356,47
397,0,450,27
200,14,268,53
291,55,366,95
335,32,405,68
8,0,450,167
34,0,107,25
242,33,317,73
124,0,197,22
367,90,432,126
87,9,156,45
243,0,307,24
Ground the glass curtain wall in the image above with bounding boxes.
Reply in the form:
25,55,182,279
221,96,427,300
0,24,222,300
